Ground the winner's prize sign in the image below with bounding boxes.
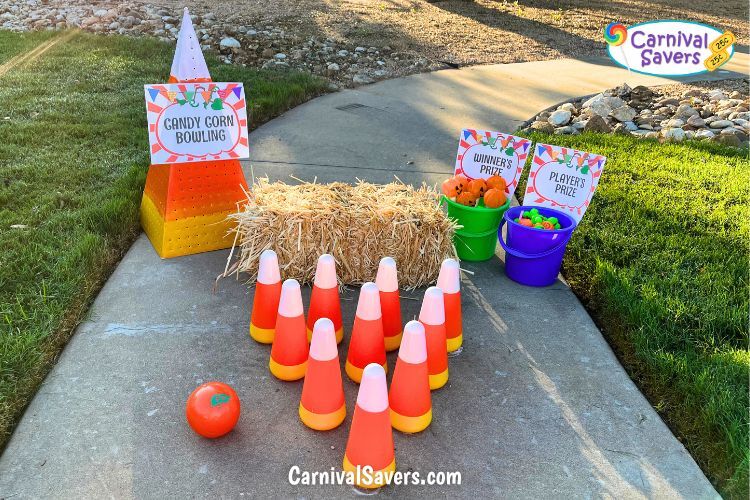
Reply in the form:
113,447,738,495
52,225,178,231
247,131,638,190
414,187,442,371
526,143,606,223
454,129,531,193
145,82,249,164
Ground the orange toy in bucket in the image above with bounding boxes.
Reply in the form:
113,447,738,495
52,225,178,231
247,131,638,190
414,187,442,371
186,382,241,438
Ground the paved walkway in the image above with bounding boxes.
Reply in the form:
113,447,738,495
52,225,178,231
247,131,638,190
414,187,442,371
2,55,746,498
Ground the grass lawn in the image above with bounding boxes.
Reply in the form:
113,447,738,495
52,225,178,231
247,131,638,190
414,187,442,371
518,132,749,498
0,29,327,451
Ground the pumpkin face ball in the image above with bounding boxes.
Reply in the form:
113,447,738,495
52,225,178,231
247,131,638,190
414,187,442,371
456,191,477,207
467,179,487,197
483,188,507,208
186,382,241,438
454,175,469,192
441,178,461,198
486,175,507,192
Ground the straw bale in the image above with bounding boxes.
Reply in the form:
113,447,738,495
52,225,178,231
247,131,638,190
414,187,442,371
224,179,457,288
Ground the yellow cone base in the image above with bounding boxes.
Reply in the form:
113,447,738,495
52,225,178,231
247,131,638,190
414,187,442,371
269,357,307,381
390,408,432,433
383,332,403,352
429,368,449,390
345,360,387,383
299,403,346,431
140,194,234,259
250,324,274,344
343,455,396,489
307,327,344,344
446,333,463,353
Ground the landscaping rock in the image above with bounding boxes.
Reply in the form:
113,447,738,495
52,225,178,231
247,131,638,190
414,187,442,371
610,105,637,122
583,115,611,133
530,121,555,134
219,37,241,49
548,109,571,126
663,128,685,142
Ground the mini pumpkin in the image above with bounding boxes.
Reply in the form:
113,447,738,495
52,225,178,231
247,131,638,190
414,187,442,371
456,191,477,207
441,178,461,197
467,178,487,197
483,188,507,208
486,175,507,192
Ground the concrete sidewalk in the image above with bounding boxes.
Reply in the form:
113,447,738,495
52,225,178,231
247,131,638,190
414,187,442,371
2,56,743,498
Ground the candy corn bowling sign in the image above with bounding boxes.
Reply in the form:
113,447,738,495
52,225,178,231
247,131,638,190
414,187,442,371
527,143,606,223
455,129,531,192
140,8,249,258
145,83,249,164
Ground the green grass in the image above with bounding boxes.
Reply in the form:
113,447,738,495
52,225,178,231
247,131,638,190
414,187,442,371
0,29,327,450
518,132,749,498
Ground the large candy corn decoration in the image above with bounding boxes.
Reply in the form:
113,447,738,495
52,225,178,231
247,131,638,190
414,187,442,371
437,258,463,352
140,8,248,258
346,283,388,383
375,257,403,352
389,321,432,433
419,286,449,390
307,254,344,343
270,279,309,381
250,250,282,344
343,364,396,488
299,318,346,430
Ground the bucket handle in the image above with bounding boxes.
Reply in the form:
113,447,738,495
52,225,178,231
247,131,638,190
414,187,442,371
497,219,572,260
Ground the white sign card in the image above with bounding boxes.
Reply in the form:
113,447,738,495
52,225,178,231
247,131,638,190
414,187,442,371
454,129,531,193
144,82,249,164
526,143,605,223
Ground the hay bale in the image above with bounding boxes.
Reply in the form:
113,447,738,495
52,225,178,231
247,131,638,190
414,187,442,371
224,179,457,288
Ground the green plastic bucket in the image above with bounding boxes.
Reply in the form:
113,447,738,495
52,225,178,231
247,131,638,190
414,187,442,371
454,227,499,261
442,195,511,233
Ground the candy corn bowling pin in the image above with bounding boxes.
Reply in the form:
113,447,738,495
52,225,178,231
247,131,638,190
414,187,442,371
343,363,396,488
249,250,282,344
437,258,463,352
269,279,308,381
376,257,403,351
307,254,344,343
389,321,432,433
345,283,387,383
419,286,449,390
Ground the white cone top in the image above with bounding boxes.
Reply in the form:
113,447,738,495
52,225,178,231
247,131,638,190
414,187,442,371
170,8,211,82
419,286,445,326
278,279,303,317
309,318,338,361
437,258,461,294
375,257,399,293
257,249,281,285
398,321,427,364
313,254,338,289
357,363,389,413
356,282,382,321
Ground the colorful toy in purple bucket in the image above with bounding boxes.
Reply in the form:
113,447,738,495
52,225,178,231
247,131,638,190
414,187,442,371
498,206,576,287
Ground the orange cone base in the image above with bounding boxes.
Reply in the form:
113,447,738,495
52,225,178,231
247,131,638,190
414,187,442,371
250,324,274,344
343,455,396,489
269,358,307,381
446,333,463,353
429,368,449,390
299,403,346,431
307,327,344,344
345,360,387,384
390,408,432,434
383,332,403,352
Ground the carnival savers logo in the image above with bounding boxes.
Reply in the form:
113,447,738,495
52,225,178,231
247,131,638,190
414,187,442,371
288,465,462,487
605,21,735,76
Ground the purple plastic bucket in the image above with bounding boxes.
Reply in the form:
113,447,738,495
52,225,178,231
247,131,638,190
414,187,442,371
498,206,576,287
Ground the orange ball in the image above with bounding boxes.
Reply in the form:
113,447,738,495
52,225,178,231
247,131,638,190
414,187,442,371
186,382,240,438
454,175,469,192
518,218,534,227
441,178,461,197
483,188,507,208
486,175,507,192
456,191,477,207
467,178,487,197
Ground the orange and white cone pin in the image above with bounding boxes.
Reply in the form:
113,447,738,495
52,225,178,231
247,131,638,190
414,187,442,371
343,363,396,488
437,258,463,353
376,257,403,352
419,286,449,390
249,249,282,344
269,279,309,381
389,321,432,433
307,254,344,344
299,318,346,430
345,282,387,383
